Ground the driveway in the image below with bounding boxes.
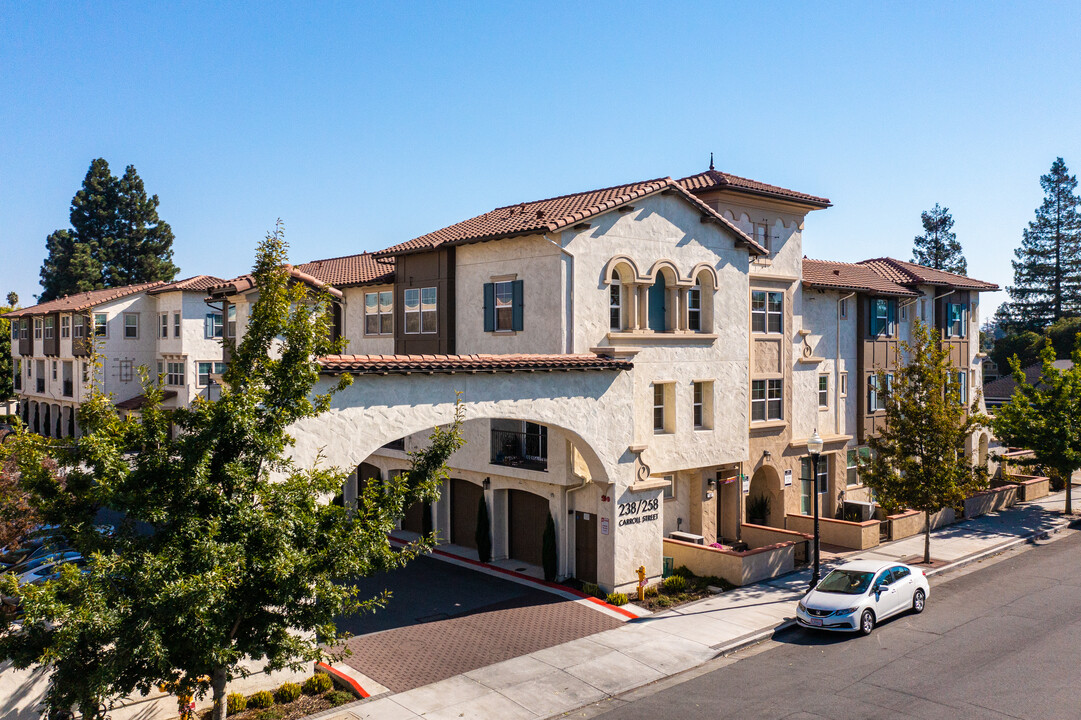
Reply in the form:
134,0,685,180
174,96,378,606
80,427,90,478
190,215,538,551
334,555,623,693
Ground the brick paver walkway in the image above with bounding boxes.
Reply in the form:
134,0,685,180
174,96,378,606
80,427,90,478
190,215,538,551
337,591,622,692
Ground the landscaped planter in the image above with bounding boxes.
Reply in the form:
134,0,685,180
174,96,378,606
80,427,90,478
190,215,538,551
662,537,796,586
740,523,812,563
963,484,1018,518
885,509,923,541
998,475,1051,501
785,514,881,550
928,507,956,529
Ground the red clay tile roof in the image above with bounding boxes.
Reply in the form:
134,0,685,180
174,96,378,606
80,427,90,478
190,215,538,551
802,259,917,297
858,258,999,291
145,275,226,295
374,177,765,257
3,281,167,318
296,253,394,288
679,169,831,208
208,266,344,299
318,353,633,374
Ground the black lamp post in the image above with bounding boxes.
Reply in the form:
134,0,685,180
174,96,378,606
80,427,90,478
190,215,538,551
807,429,824,592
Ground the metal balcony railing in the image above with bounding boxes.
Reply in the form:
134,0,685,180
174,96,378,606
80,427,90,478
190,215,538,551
490,428,548,472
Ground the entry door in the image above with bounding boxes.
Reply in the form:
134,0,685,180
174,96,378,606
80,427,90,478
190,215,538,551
507,489,548,566
451,479,482,549
574,511,598,584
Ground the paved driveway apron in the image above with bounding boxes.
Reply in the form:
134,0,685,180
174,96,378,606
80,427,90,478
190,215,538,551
334,556,622,693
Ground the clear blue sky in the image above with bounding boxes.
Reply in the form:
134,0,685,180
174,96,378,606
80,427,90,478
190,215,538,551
3,2,1080,317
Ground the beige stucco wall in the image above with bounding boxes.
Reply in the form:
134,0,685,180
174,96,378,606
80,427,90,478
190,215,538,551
340,285,395,355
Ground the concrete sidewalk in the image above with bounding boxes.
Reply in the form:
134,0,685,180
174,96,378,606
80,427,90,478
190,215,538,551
328,490,1074,720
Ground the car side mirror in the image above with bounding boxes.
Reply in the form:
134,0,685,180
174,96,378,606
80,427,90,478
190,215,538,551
872,584,882,594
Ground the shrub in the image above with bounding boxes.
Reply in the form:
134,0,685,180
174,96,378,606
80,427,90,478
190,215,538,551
605,592,628,606
227,693,248,714
326,690,354,707
253,709,285,720
274,682,302,704
581,582,603,599
644,584,659,597
475,495,492,563
673,565,695,579
542,513,558,582
654,595,672,607
661,575,687,593
247,690,274,709
302,673,334,695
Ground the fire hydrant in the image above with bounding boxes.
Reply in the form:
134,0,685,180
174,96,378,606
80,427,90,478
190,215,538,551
637,565,646,602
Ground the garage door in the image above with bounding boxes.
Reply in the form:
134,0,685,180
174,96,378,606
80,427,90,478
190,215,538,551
574,511,597,584
508,490,549,567
451,479,483,549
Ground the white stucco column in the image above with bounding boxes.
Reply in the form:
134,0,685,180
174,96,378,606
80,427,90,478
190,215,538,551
638,285,650,331
676,287,689,331
627,284,639,331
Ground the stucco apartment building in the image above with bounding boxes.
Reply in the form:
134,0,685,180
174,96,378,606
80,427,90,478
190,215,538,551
5,165,998,593
5,275,225,437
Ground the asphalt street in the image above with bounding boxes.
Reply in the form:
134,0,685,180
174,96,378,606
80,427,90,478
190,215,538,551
581,529,1081,720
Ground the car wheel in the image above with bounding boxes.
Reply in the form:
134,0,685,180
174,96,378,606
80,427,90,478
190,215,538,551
859,609,875,635
912,589,926,614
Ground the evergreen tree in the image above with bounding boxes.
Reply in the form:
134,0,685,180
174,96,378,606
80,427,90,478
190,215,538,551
911,203,967,275
860,319,988,563
0,300,13,401
1003,157,1081,331
39,159,178,301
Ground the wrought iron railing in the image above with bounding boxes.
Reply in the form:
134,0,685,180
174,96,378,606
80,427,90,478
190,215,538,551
490,428,547,471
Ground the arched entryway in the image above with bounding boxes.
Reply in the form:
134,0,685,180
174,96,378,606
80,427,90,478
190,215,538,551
747,465,783,527
449,478,484,550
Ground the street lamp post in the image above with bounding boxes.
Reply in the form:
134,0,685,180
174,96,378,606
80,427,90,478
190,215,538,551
807,429,824,592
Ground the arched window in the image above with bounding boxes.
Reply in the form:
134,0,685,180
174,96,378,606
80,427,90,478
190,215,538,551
689,269,716,333
609,278,622,331
688,281,702,331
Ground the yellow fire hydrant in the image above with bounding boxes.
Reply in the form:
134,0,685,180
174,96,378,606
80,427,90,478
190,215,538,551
637,565,646,602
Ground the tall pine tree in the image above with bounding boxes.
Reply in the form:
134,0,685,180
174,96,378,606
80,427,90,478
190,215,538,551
39,159,178,301
1002,157,1081,331
912,203,967,275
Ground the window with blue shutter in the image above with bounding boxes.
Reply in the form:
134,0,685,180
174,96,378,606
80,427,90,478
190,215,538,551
484,280,524,332
483,283,495,332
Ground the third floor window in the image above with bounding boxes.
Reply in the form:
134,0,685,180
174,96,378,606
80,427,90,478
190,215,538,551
751,291,783,333
364,290,393,335
404,287,437,334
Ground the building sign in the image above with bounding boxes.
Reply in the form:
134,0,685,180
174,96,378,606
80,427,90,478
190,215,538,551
784,469,793,487
617,498,659,526
741,474,750,494
600,517,609,535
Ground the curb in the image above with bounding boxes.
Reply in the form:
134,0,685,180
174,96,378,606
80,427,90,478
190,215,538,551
315,661,369,699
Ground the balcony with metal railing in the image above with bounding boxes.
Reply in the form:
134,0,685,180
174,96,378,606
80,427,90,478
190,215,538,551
490,426,548,472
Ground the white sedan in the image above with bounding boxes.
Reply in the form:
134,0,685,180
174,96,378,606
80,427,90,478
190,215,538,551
796,560,929,635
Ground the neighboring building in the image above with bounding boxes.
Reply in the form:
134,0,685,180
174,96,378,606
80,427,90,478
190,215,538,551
983,359,1074,411
3,276,224,437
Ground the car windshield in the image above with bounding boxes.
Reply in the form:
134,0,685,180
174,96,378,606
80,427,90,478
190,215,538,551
815,569,875,595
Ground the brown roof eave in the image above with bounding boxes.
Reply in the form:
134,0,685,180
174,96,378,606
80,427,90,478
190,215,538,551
801,282,917,298
690,184,832,210
372,227,550,259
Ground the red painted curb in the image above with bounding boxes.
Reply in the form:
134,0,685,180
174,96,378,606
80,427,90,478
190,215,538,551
388,535,639,620
316,661,369,699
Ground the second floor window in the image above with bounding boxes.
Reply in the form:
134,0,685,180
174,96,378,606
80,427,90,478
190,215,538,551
174,312,181,338
94,314,107,337
870,298,897,337
205,313,223,339
609,281,622,331
946,303,967,338
197,361,228,386
688,284,702,332
20,319,28,339
160,313,169,339
751,378,782,422
956,370,968,404
364,290,393,335
73,315,84,338
751,291,783,333
818,374,829,408
60,316,70,338
163,361,185,387
692,380,713,429
43,317,54,340
34,318,42,339
868,373,893,412
483,280,523,332
404,287,437,334
124,313,139,339
653,383,672,433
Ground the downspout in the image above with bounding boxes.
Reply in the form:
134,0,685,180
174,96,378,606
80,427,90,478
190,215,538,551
836,292,855,437
564,467,591,581
543,233,575,354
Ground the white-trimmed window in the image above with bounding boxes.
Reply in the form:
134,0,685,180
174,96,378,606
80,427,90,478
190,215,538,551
947,303,967,338
751,291,783,333
847,447,870,487
119,360,134,383
61,315,70,338
688,283,702,332
818,374,829,408
662,473,676,500
493,280,514,331
43,316,54,340
609,280,622,331
164,361,185,387
123,313,139,339
160,313,169,339
868,373,893,412
404,287,437,334
173,312,181,338
653,383,673,434
197,361,228,386
692,380,713,429
34,318,42,339
82,362,89,383
956,370,968,404
93,313,107,337
73,314,85,339
751,378,782,422
226,305,237,338
19,318,28,339
839,298,848,319
752,222,769,253
920,298,927,321
205,313,223,339
364,291,393,335
839,371,848,397
870,298,896,337
52,360,57,380
800,455,829,514
9,322,15,342
901,303,908,321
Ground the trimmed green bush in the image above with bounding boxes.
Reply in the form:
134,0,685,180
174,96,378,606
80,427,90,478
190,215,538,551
302,673,334,695
542,512,558,582
326,690,354,707
661,575,687,593
247,690,274,709
274,681,302,703
644,584,659,597
475,494,492,563
654,595,672,607
605,592,628,606
227,693,248,714
581,582,603,599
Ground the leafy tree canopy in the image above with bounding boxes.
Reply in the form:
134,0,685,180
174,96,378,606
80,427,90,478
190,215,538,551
860,319,988,563
39,158,179,302
912,203,967,275
3,224,464,720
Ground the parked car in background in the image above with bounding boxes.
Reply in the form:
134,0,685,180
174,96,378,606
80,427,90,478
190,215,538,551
15,554,84,586
0,422,13,443
796,560,929,635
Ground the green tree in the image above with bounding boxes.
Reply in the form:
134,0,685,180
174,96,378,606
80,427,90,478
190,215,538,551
989,330,1045,373
911,203,967,275
0,300,12,401
39,159,178,301
992,339,1081,515
860,319,988,563
2,224,464,719
1002,158,1081,331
